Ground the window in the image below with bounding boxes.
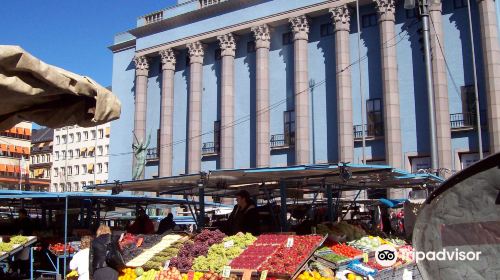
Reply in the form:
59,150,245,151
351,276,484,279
362,13,377,28
36,155,40,164
98,146,103,156
62,135,67,144
41,155,45,162
410,157,431,173
284,110,296,146
68,166,72,176
68,150,73,159
66,182,71,192
454,0,467,9
76,132,81,142
82,164,87,175
215,48,222,61
53,183,58,191
461,153,479,169
83,131,88,140
82,181,86,187
97,163,103,174
105,162,109,173
282,32,293,45
75,149,80,158
61,150,66,160
247,41,256,53
75,165,79,175
320,23,334,37
91,130,96,140
89,181,94,186
55,151,59,161
74,182,79,191
105,145,109,155
61,167,65,176
54,168,58,177
98,129,104,139
366,98,384,137
56,136,60,145
47,154,51,162
69,134,74,143
461,85,476,115
46,168,50,178
214,121,221,153
406,8,416,19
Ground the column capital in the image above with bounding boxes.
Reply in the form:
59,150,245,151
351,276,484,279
217,33,237,57
289,15,309,41
187,41,205,64
134,56,149,76
329,5,351,32
430,0,443,12
251,24,271,49
375,0,396,22
159,48,176,71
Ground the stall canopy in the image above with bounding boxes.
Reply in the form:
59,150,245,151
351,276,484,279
0,45,121,129
92,163,443,198
413,153,500,280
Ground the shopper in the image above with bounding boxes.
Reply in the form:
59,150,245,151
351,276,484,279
157,213,176,234
90,225,120,280
127,208,155,234
226,190,259,235
70,236,92,280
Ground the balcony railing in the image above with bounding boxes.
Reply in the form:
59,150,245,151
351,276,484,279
270,134,294,149
450,112,486,130
202,142,219,156
146,147,158,161
201,0,223,8
145,11,163,24
353,124,384,139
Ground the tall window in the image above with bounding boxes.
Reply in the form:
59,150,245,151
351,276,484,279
91,130,96,140
454,0,467,9
105,162,109,173
84,131,88,141
56,136,60,145
282,32,293,45
75,149,80,158
69,134,74,143
362,13,377,28
61,150,66,160
97,163,103,174
68,150,73,159
320,23,334,37
366,98,384,137
68,166,72,176
247,41,256,53
98,146,103,156
214,121,221,152
76,132,81,142
82,164,87,175
461,85,476,115
55,151,59,161
62,135,67,144
61,167,65,176
98,129,104,139
105,145,109,155
75,165,79,175
54,168,58,177
284,110,296,145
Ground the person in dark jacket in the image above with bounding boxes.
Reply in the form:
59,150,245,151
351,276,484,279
90,225,119,280
157,213,176,234
226,190,259,235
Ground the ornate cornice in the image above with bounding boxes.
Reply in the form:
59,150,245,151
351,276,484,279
217,33,237,57
289,15,309,41
375,0,396,22
187,41,205,64
329,5,351,32
251,24,271,49
159,48,176,71
134,56,150,76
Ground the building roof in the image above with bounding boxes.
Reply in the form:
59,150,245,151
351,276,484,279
31,127,53,143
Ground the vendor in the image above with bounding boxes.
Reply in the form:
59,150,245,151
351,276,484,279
157,213,176,234
14,208,33,235
225,190,259,235
127,208,155,234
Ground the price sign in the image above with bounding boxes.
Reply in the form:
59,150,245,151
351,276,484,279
222,266,231,278
259,270,268,280
286,237,294,248
242,270,252,280
163,259,170,269
224,240,234,248
363,253,369,263
118,233,125,242
187,271,195,280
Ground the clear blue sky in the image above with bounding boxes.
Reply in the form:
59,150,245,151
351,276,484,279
0,0,176,87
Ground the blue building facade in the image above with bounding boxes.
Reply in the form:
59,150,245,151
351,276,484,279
109,0,500,197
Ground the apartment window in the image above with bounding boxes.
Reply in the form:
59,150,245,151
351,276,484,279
284,110,296,146
55,151,59,161
282,32,293,45
46,169,50,178
74,182,79,191
215,48,222,61
61,167,65,176
410,157,431,173
75,149,80,158
362,13,377,28
66,182,71,192
76,132,81,142
461,153,480,169
68,166,72,176
105,162,109,173
98,129,104,139
98,146,103,156
82,181,86,187
68,150,73,159
54,168,58,177
406,8,417,19
82,164,87,175
366,98,384,137
74,165,79,175
69,134,74,143
91,130,96,140
105,145,109,155
97,163,103,174
247,41,256,53
214,121,221,153
320,23,334,37
61,150,66,160
454,0,467,9
461,85,476,115
53,183,58,191
47,154,50,162
83,131,88,140
56,136,60,145
88,181,94,186
62,135,67,144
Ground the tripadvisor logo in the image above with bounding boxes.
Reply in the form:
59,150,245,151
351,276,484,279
375,244,398,267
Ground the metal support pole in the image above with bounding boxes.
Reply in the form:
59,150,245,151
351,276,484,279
63,196,68,280
420,0,439,173
279,180,287,232
341,190,362,221
30,247,34,280
96,202,101,226
326,185,333,223
466,0,483,159
356,0,367,164
198,186,205,229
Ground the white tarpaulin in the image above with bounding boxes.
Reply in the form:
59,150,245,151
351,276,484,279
413,153,500,279
0,45,121,129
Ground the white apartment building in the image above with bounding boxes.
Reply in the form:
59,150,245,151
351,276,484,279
51,124,110,192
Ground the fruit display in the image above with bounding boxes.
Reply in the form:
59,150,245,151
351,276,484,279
199,271,224,280
9,235,29,244
139,269,158,280
385,237,407,247
49,243,75,255
118,267,137,280
0,242,14,252
170,230,226,271
230,244,278,269
330,244,363,259
347,236,384,252
317,222,366,241
258,235,323,275
155,267,182,280
296,270,330,280
192,233,256,273
127,234,185,267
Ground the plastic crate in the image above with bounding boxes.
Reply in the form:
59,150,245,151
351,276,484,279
374,263,422,280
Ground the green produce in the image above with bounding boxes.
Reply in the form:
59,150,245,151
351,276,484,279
319,253,348,263
0,242,14,252
9,235,28,244
141,269,158,280
135,267,144,276
142,260,162,271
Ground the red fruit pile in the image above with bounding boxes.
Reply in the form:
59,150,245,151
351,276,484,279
258,235,323,275
49,243,75,254
330,243,363,258
230,245,278,269
253,234,289,245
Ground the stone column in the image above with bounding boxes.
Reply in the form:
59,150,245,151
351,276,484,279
330,5,354,163
187,42,204,174
430,1,452,173
133,56,149,179
251,24,271,168
217,33,236,169
477,0,500,153
159,49,176,177
290,15,310,165
375,0,402,169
